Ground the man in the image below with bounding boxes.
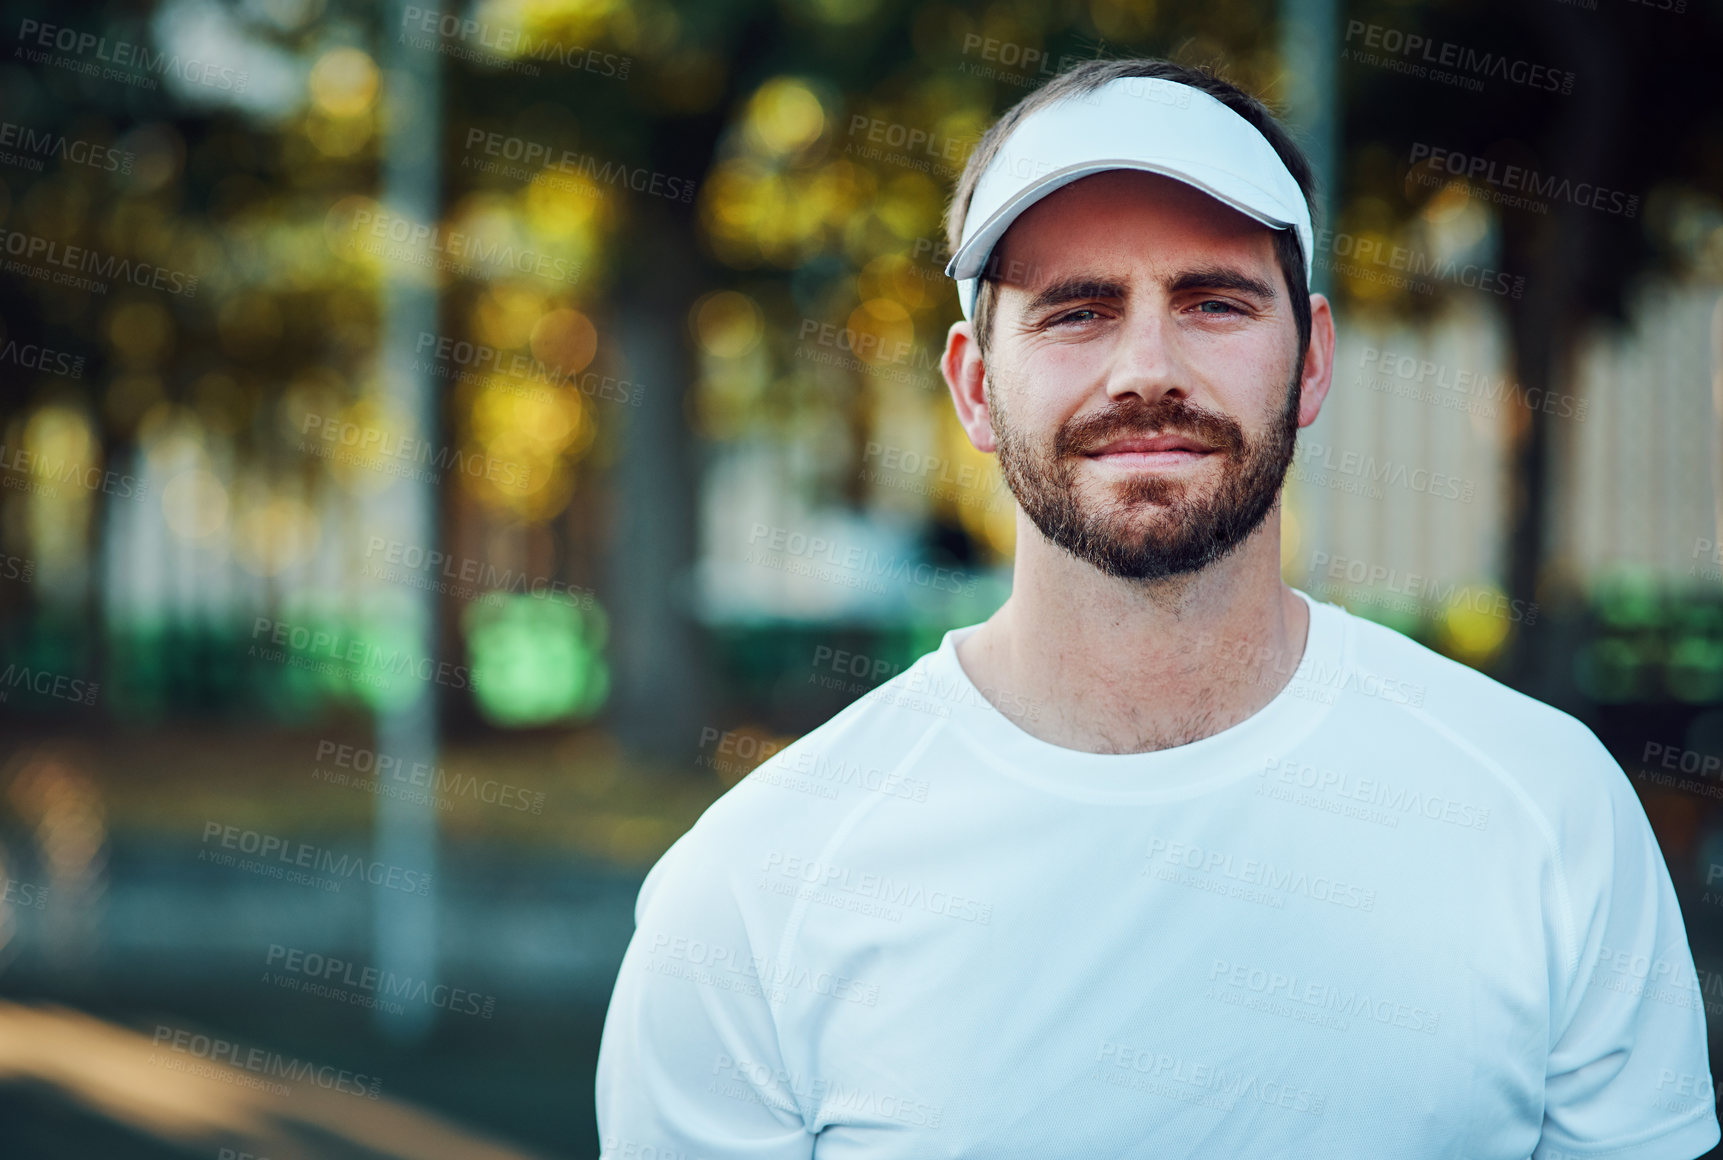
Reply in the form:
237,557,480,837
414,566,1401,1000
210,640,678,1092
597,58,1717,1159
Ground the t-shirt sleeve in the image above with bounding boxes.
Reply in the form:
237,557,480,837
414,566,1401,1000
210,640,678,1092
595,829,816,1160
1534,741,1720,1160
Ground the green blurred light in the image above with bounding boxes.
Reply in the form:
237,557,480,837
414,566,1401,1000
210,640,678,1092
462,593,609,727
1592,570,1664,630
1668,635,1723,704
1574,637,1651,703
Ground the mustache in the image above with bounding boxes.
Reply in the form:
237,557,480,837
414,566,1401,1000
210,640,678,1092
1054,395,1246,459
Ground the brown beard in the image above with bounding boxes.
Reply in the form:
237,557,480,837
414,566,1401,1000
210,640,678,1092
991,374,1302,582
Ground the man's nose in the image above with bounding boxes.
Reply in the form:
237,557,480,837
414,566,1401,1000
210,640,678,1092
1103,306,1190,405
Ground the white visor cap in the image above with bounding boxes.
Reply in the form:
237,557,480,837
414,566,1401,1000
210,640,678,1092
944,75,1314,321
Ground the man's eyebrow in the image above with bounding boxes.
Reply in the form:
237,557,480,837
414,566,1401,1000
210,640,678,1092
1167,266,1278,300
1021,277,1130,315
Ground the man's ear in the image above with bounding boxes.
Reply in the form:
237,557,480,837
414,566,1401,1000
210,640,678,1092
1297,292,1336,429
941,319,997,453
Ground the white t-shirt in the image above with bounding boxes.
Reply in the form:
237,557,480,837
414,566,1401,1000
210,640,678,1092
596,588,1718,1160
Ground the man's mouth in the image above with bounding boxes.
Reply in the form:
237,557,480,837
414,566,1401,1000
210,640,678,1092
1082,432,1216,467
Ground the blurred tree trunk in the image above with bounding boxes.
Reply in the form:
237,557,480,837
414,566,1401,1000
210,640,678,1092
605,207,711,763
1500,9,1620,693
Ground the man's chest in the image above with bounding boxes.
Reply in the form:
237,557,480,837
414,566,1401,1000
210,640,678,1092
779,793,1551,1159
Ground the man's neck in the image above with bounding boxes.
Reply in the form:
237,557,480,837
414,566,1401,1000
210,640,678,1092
954,512,1310,755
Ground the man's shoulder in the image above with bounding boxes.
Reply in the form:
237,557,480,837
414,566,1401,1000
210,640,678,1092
1326,598,1624,808
641,646,955,912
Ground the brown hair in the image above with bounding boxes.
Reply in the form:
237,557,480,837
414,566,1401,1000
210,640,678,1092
945,58,1319,365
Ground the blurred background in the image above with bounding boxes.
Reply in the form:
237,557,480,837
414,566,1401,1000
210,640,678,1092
0,0,1721,1156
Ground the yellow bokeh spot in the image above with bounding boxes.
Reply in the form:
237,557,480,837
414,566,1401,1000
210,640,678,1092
474,285,548,350
306,112,374,158
473,379,592,460
140,404,211,476
857,253,928,311
525,168,606,239
1419,177,1474,224
1438,585,1513,665
530,307,598,377
464,376,593,520
309,47,379,118
106,300,174,367
693,290,763,358
744,78,826,157
845,298,914,366
161,469,229,540
323,396,415,493
24,406,96,477
235,496,319,576
872,171,942,241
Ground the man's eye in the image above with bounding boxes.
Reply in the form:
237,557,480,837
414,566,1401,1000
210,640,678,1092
1197,300,1238,314
1054,308,1100,325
